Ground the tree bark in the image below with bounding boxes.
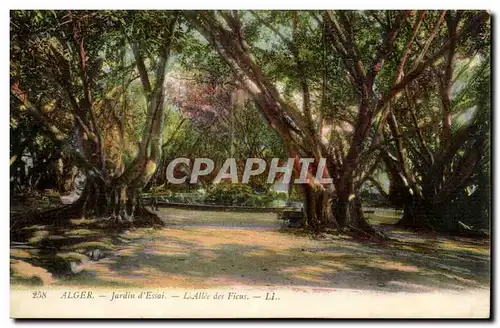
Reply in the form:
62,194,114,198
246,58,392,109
303,185,334,231
333,184,382,239
11,173,165,241
396,196,434,230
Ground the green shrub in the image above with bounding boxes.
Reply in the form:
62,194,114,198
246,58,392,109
204,183,289,207
205,183,255,206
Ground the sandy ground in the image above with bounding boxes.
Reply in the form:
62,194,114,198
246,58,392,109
11,208,490,295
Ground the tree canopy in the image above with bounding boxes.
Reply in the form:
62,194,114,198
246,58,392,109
10,10,490,238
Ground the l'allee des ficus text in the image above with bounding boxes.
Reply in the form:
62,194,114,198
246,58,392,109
105,291,270,301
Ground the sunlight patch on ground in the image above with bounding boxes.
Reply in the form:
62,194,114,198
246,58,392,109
438,240,490,256
281,265,339,275
316,260,348,270
143,241,193,257
367,260,420,273
160,208,278,226
11,249,32,259
11,259,54,286
70,218,97,225
291,273,330,284
10,209,491,292
155,227,305,250
117,247,143,257
245,250,275,257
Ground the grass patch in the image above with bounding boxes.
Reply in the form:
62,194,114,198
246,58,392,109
56,252,88,263
64,241,116,252
64,229,98,237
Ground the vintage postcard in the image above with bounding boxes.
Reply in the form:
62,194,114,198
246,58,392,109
9,9,491,318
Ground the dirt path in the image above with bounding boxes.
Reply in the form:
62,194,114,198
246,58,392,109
11,208,490,293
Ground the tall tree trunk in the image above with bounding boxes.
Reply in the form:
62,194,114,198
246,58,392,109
333,183,381,238
303,185,334,231
396,195,434,230
11,174,164,239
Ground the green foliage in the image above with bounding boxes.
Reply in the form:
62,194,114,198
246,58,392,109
359,189,391,207
205,183,256,206
288,185,305,202
434,176,489,231
204,183,287,207
10,10,491,235
167,192,204,204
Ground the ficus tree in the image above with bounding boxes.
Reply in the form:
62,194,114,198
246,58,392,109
374,11,491,232
10,10,180,229
187,10,489,237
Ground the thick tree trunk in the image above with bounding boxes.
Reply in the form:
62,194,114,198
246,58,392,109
11,176,165,241
332,182,387,240
334,195,379,235
303,185,334,231
76,177,165,227
396,197,434,231
301,178,386,240
396,195,488,238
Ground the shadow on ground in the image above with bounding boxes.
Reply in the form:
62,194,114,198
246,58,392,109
11,208,490,293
